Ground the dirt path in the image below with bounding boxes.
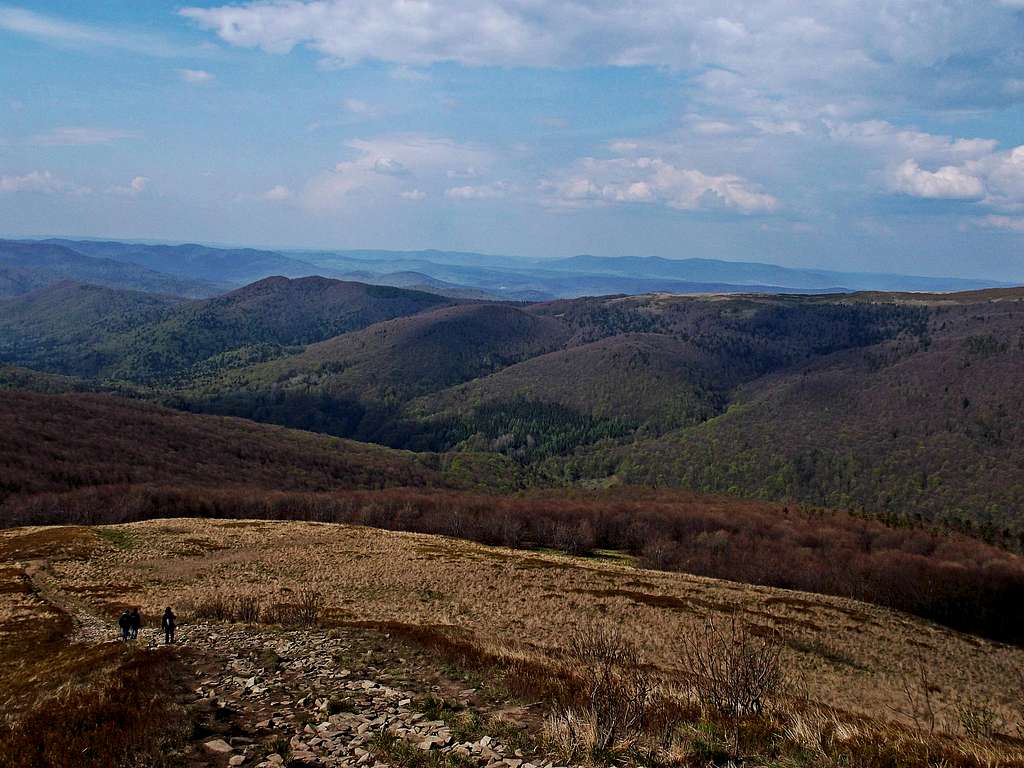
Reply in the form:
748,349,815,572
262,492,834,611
20,564,560,768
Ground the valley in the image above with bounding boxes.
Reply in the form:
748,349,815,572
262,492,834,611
3,237,1024,765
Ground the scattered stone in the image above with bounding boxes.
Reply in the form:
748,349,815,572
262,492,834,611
204,738,234,754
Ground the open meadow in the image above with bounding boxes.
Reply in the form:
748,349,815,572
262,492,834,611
3,518,1024,767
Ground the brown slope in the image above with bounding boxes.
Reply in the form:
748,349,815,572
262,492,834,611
0,391,445,511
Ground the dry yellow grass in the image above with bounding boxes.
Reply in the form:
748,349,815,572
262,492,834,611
3,518,1023,737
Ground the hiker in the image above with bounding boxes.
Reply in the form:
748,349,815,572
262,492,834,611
118,609,131,641
129,607,141,640
162,607,176,645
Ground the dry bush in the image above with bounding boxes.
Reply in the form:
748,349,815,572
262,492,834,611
190,592,235,622
295,589,324,627
0,647,190,768
236,594,261,624
680,616,785,719
565,623,653,753
891,657,937,735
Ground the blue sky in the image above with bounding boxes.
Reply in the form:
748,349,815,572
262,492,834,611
2,1,1024,279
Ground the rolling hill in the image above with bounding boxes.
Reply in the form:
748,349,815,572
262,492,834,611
0,240,219,298
415,333,722,434
0,282,184,376
194,302,568,399
0,276,452,383
0,390,448,515
41,238,338,287
544,254,1012,292
614,292,1024,539
3,265,1023,539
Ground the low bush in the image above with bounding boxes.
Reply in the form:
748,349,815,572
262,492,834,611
0,646,190,768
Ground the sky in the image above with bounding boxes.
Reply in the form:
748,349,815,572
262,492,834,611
1,1,1024,279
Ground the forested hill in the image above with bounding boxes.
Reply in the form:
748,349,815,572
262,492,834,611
613,292,1024,541
3,273,1024,538
0,275,452,381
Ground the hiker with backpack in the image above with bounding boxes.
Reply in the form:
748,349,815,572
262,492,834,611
118,609,131,641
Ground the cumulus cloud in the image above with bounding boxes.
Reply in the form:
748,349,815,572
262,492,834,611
0,170,88,195
829,120,998,163
343,98,379,117
303,135,494,210
180,1,1024,112
109,175,149,196
541,157,779,213
179,68,214,83
974,215,1024,232
390,65,430,82
889,159,985,200
0,170,63,193
31,127,139,146
888,146,1024,209
445,182,510,200
262,184,292,201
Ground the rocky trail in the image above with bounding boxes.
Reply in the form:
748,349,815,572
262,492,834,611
55,598,561,768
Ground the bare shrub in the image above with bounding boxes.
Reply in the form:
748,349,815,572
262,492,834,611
191,593,235,622
236,595,261,624
680,617,785,719
566,623,652,752
262,602,301,627
296,589,324,627
891,657,937,735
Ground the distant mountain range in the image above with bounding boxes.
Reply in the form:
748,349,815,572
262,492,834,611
1,237,1012,301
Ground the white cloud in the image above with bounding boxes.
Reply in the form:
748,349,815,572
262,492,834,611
304,135,494,210
887,146,1024,209
390,65,430,82
30,127,139,146
180,0,1024,113
541,156,779,214
179,68,215,83
109,175,149,196
750,119,805,136
829,120,998,163
0,170,83,194
263,184,292,201
686,118,740,136
974,215,1024,232
889,159,985,200
400,188,426,200
0,6,196,57
372,157,408,176
445,182,510,200
445,167,480,179
978,146,1024,210
343,98,379,117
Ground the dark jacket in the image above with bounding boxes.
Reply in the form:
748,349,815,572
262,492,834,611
162,611,176,630
118,612,131,629
129,611,141,629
